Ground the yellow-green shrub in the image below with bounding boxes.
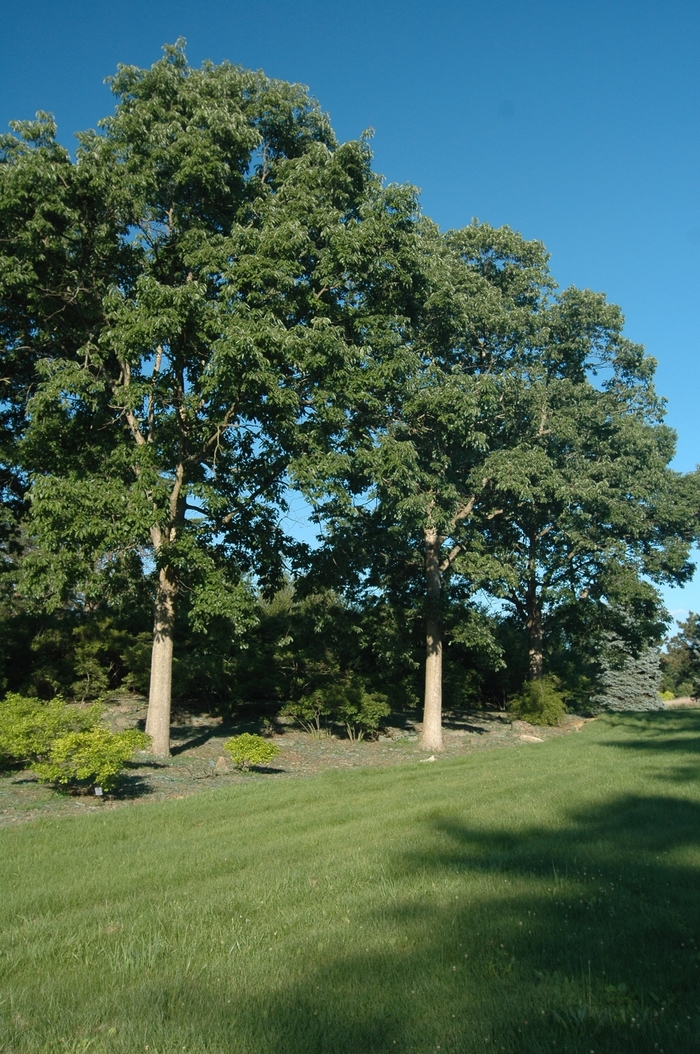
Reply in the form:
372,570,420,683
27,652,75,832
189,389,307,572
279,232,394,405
224,733,280,770
0,694,101,766
32,728,150,792
0,693,150,792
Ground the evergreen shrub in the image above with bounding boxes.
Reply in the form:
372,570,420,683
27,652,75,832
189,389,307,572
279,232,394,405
590,637,664,712
224,733,280,770
509,676,568,726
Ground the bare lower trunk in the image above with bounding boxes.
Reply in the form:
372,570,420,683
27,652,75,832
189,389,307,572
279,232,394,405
145,566,177,757
525,537,544,681
420,526,443,751
526,598,544,681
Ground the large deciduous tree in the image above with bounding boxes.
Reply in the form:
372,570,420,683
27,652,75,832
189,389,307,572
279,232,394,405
0,42,420,754
478,288,700,682
302,230,699,748
299,223,554,750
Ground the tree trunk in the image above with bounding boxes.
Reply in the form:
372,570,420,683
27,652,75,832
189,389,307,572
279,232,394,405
144,467,185,757
420,526,443,751
525,534,544,681
145,565,177,757
526,597,544,681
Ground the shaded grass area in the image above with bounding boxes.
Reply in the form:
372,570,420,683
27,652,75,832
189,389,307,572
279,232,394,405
1,712,700,1053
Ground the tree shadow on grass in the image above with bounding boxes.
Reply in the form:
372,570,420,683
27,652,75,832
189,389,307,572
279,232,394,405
226,794,699,1053
598,710,700,783
107,788,700,1054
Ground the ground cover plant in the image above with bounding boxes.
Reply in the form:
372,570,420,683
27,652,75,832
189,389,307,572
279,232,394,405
1,710,699,1053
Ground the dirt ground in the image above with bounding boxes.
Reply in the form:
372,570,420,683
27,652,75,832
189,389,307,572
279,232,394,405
0,697,598,827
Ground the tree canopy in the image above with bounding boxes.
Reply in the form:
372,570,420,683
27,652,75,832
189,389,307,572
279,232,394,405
299,232,700,746
1,42,421,753
1,42,698,751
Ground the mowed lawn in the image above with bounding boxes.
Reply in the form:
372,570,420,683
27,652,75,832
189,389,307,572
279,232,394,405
1,713,700,1054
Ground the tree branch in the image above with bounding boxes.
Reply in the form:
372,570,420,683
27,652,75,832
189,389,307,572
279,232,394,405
119,360,147,447
220,461,287,527
147,344,163,443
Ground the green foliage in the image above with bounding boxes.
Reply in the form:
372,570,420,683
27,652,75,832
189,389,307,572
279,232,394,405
283,675,390,740
590,634,664,712
661,613,700,698
66,617,139,701
508,676,568,726
0,592,153,703
0,693,148,790
0,694,101,766
224,733,280,770
236,586,417,719
477,297,698,685
32,727,150,791
325,680,391,740
281,695,332,737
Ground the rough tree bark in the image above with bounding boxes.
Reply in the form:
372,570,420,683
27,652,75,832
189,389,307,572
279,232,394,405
525,536,544,680
143,465,185,757
420,526,444,751
145,562,178,756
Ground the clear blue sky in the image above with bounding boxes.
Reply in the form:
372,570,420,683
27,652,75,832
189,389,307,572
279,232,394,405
2,0,699,620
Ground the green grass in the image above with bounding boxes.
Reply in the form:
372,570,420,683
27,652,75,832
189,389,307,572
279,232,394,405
2,712,700,1054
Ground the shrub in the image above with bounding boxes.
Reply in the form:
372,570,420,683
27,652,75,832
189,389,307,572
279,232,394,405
590,635,664,712
280,695,333,737
509,676,568,726
283,677,391,740
224,733,280,770
0,694,101,767
333,683,391,741
32,728,150,792
0,693,150,792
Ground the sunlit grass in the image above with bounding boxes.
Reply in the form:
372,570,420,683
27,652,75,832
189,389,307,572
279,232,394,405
1,711,700,1053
